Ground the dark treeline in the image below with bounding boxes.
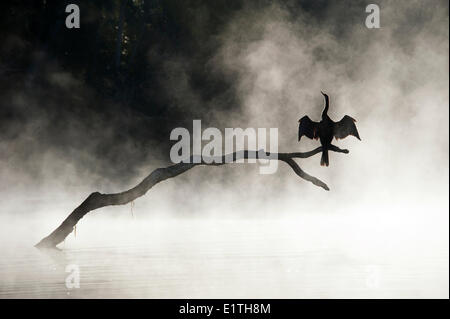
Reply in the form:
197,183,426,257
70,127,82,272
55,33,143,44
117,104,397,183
0,0,346,183
1,0,246,116
1,0,335,117
0,0,250,181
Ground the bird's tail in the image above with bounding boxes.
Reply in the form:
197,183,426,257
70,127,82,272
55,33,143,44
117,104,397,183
320,150,329,167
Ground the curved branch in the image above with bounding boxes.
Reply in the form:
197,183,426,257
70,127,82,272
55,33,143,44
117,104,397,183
35,146,347,249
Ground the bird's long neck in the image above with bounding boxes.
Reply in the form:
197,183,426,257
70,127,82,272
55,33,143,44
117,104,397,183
321,93,330,119
321,103,329,119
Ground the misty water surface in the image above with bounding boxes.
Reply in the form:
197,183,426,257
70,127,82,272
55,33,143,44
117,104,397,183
0,207,447,298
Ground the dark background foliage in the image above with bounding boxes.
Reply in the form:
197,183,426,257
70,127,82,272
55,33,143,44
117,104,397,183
0,0,447,188
0,0,350,181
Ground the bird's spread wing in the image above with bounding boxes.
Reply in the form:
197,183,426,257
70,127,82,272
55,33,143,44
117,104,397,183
333,115,361,140
298,116,319,141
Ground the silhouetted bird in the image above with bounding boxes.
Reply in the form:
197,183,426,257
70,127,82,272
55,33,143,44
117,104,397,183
298,92,360,166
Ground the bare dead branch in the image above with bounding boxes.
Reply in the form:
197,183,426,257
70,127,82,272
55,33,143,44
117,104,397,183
35,146,348,249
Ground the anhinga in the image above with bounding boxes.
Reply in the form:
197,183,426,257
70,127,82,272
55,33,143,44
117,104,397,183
298,92,360,166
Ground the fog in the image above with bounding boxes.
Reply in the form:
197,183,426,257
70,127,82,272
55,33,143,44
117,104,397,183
0,0,448,298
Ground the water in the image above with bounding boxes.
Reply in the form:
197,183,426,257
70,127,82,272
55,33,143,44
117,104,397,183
0,214,448,298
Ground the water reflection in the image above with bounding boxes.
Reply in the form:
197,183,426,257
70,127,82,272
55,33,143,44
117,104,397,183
0,217,448,298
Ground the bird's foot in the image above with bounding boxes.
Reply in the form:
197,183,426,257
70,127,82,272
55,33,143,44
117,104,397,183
329,144,349,154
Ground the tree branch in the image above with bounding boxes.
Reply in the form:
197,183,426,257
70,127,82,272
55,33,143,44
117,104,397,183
35,146,347,249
